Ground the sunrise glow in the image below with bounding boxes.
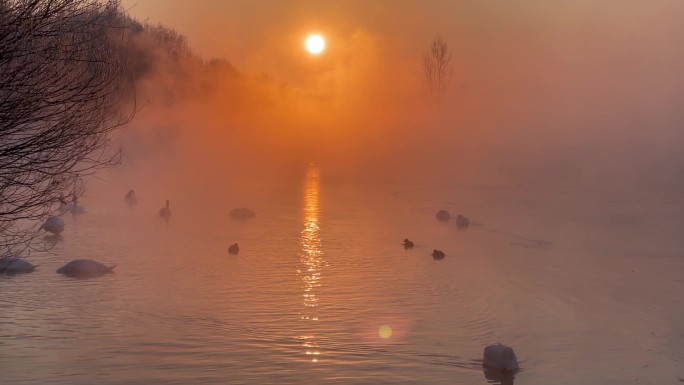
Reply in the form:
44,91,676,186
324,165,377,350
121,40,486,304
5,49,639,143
305,34,325,55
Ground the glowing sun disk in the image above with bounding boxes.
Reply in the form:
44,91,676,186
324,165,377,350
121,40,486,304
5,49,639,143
305,34,325,55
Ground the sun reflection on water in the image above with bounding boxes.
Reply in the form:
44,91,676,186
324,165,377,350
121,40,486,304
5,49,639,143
298,164,325,362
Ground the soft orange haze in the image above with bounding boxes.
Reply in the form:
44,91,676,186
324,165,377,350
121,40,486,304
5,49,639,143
4,3,684,384
118,0,684,190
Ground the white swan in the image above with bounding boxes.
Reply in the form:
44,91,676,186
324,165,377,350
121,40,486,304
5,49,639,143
0,256,37,273
159,200,171,219
483,343,519,371
70,195,85,214
435,210,450,221
57,259,115,277
40,216,65,235
456,214,470,229
124,189,138,206
229,207,255,220
57,193,71,214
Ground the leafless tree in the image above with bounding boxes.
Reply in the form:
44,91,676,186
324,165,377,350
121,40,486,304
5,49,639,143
0,0,133,255
423,35,452,102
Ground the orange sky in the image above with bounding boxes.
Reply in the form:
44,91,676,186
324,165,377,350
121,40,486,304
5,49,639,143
122,0,684,72
118,0,684,186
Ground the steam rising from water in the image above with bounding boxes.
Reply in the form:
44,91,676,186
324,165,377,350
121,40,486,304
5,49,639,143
109,0,684,196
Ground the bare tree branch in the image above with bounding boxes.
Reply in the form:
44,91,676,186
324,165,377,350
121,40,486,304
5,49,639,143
0,0,134,255
423,35,452,103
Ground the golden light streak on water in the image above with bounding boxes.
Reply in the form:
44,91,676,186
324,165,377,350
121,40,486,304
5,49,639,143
298,164,325,362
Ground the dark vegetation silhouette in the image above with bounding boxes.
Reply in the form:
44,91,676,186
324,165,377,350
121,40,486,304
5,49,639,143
423,35,452,102
0,0,132,253
0,0,236,256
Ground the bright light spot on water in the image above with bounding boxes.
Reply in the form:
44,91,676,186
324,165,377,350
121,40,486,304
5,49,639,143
379,325,392,339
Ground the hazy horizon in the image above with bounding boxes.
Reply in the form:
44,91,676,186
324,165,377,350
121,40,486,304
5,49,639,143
112,0,684,191
3,2,684,384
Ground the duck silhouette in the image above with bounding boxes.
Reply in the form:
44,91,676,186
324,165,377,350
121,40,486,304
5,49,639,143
431,249,445,260
228,243,240,255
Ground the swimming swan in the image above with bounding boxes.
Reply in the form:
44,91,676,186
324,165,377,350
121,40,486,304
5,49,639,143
159,200,171,219
229,208,255,220
0,256,38,273
40,216,65,235
483,343,519,371
456,214,470,229
57,193,71,214
70,196,85,214
124,189,138,206
435,210,450,222
57,259,116,277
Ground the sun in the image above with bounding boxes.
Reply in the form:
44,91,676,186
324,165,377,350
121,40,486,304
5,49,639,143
305,34,325,55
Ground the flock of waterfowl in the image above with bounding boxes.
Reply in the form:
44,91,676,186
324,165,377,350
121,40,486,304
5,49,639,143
0,196,521,374
0,188,249,276
403,210,520,374
403,209,470,261
2,205,469,273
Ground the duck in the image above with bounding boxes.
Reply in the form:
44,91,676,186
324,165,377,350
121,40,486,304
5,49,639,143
159,200,171,219
40,216,65,235
431,249,445,260
402,238,414,249
124,189,138,206
228,243,240,255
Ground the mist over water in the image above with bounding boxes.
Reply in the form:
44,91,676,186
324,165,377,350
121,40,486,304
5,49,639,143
118,0,684,190
2,167,684,384
3,0,684,384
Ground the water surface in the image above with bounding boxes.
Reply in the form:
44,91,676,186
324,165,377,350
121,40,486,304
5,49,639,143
2,166,683,384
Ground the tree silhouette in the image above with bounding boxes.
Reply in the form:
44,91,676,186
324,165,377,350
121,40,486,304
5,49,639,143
423,35,452,102
0,0,133,254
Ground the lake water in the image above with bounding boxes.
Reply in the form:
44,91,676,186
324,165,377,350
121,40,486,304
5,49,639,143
2,165,683,384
